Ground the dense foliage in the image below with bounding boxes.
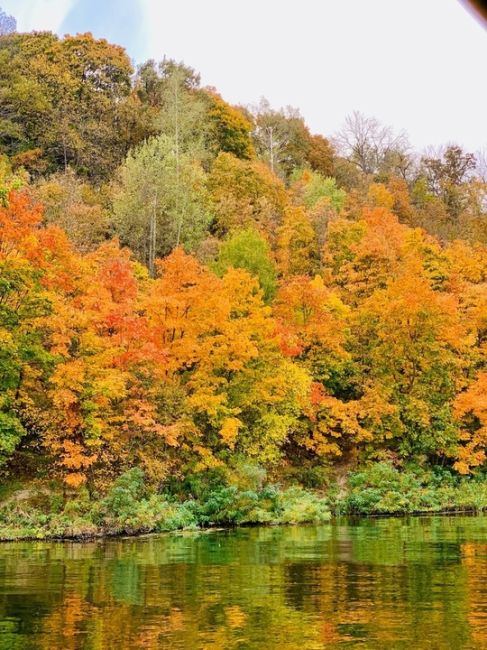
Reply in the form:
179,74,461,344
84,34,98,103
0,25,486,532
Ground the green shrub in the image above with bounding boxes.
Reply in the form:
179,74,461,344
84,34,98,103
101,468,146,519
344,462,421,514
98,471,191,533
277,486,331,524
156,501,199,531
195,486,260,525
451,481,487,512
341,462,487,515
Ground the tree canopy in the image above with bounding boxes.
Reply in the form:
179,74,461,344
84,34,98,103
0,24,485,493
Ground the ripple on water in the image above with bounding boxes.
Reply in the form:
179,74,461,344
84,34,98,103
0,515,485,649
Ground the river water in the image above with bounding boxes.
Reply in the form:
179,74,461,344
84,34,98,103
0,515,485,649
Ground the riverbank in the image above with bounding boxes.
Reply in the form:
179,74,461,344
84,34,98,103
0,462,486,541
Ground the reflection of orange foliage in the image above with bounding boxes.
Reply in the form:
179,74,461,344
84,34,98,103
461,543,487,647
225,605,247,628
39,594,88,650
320,620,342,645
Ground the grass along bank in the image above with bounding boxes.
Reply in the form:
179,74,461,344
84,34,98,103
0,462,485,541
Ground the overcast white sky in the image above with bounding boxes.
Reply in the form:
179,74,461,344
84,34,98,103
3,0,487,151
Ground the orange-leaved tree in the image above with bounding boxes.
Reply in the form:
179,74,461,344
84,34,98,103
144,249,310,470
454,373,487,474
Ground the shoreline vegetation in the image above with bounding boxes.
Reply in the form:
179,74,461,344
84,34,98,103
1,463,485,542
0,27,486,548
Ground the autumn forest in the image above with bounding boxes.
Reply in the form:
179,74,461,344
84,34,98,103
0,25,486,538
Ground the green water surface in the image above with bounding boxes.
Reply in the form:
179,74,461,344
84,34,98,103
0,515,486,649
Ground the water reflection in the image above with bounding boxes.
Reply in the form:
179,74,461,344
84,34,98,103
0,516,485,649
